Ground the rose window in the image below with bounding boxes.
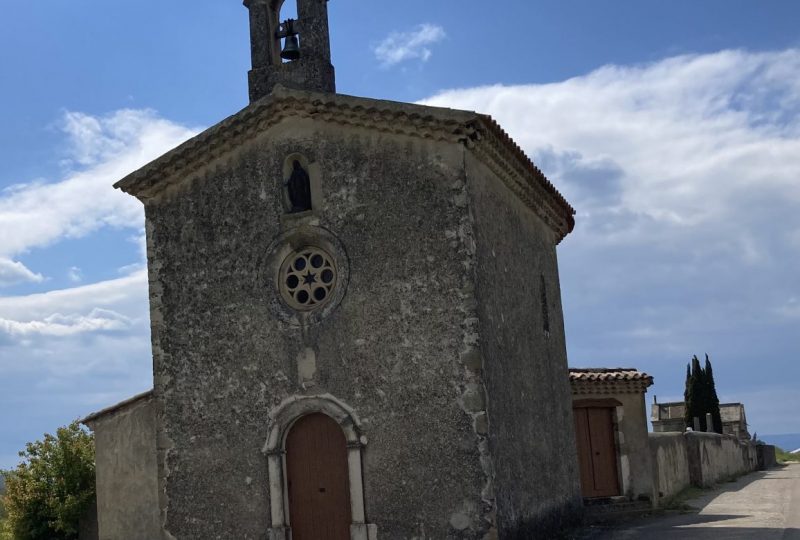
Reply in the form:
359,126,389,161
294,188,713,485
279,247,338,311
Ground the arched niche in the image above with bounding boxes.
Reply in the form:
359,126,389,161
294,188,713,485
281,153,321,215
263,394,377,540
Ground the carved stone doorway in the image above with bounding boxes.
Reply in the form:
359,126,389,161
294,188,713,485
286,413,351,540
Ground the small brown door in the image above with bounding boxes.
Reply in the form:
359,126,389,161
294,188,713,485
573,406,621,498
286,413,351,540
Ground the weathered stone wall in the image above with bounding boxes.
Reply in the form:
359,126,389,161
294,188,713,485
651,417,685,433
649,431,758,504
572,392,654,502
466,153,582,538
757,444,777,470
145,120,491,539
86,397,160,540
649,433,690,503
686,432,758,487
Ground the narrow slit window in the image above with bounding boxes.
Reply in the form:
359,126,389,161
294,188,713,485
540,274,550,336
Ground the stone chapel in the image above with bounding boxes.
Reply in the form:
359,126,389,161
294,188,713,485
82,1,583,538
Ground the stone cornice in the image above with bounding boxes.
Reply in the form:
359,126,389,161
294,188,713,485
114,86,575,242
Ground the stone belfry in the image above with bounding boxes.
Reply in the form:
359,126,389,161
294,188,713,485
84,1,583,539
245,0,335,100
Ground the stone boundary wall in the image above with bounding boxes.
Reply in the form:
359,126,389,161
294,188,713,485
649,431,758,506
649,433,690,502
757,445,777,470
686,432,757,487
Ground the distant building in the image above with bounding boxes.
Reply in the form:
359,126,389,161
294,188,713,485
651,401,751,440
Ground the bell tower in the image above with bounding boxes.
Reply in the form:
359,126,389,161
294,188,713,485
244,0,336,101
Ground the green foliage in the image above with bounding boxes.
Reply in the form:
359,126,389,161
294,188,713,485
0,422,95,540
0,484,8,540
776,447,800,463
683,354,722,433
684,357,699,430
703,355,723,433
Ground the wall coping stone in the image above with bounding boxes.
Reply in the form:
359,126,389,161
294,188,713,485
81,389,154,427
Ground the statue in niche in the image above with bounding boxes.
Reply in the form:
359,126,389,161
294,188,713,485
286,160,312,213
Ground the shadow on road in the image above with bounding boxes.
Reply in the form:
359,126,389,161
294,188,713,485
576,465,800,539
580,526,800,539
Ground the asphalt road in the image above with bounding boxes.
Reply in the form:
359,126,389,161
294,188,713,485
587,463,800,539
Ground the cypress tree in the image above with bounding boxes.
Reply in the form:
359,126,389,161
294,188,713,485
705,354,723,434
684,355,707,431
683,362,693,430
693,355,708,431
683,354,724,433
684,358,698,430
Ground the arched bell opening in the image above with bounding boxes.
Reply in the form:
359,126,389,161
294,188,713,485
244,0,336,99
263,394,377,540
276,1,300,63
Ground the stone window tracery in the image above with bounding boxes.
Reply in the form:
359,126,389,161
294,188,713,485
279,247,338,310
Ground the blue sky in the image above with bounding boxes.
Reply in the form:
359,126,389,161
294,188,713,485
1,1,799,467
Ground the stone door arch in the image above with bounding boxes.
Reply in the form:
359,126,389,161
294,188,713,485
263,394,377,540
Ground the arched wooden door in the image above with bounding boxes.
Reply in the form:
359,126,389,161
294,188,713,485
285,413,352,540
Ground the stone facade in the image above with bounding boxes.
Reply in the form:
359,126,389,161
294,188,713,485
83,2,583,538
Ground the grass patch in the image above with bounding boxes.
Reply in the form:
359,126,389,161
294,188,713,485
775,446,800,464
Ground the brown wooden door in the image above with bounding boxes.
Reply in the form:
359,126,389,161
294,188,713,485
286,413,351,540
573,406,620,498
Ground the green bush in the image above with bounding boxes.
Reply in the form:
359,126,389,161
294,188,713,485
0,422,95,540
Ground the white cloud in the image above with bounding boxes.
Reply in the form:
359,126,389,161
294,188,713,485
373,24,445,67
421,48,800,432
0,109,194,469
0,270,149,378
422,49,800,232
0,109,198,259
0,308,132,337
67,266,82,283
0,258,44,287
0,269,146,323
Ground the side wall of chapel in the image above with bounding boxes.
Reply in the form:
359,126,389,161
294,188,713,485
465,152,584,537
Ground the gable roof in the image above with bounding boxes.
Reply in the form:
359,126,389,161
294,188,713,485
114,86,575,243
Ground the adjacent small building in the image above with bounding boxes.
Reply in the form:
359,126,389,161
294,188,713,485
569,368,655,503
81,392,159,540
651,401,751,441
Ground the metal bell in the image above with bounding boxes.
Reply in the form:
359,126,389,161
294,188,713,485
280,34,301,61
